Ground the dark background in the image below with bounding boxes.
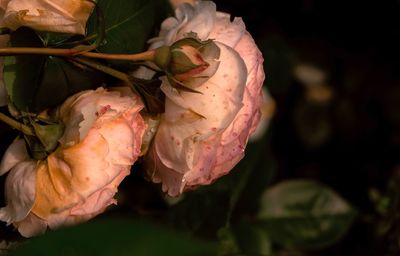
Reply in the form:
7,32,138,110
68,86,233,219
215,0,400,255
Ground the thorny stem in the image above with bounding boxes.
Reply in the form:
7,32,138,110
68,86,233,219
0,47,156,62
0,112,35,136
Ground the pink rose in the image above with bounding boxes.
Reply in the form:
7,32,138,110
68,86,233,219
145,1,265,196
0,87,145,237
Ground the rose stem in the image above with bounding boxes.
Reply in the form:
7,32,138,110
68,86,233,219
70,57,130,82
71,58,143,98
82,50,155,61
0,47,156,61
0,112,35,136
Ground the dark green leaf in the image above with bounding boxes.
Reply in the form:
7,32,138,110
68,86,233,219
36,31,84,47
257,180,356,249
10,219,217,256
233,223,272,256
167,189,230,236
4,28,105,112
31,121,64,153
86,0,171,68
217,227,240,256
24,135,48,160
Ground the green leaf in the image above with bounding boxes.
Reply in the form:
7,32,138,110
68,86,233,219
10,219,217,256
4,28,105,112
87,0,171,68
257,179,356,249
31,121,64,153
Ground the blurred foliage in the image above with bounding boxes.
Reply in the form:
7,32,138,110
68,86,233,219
9,219,217,256
258,180,356,249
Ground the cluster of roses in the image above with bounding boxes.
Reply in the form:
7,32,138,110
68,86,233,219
0,0,265,237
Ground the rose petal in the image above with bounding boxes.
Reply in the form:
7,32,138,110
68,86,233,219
208,14,246,49
14,213,47,238
1,0,95,34
0,139,29,175
161,42,247,129
33,130,110,219
33,88,146,223
0,161,37,224
154,43,247,177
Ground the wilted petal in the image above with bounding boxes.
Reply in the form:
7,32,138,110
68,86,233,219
1,0,95,34
33,132,108,220
0,87,146,237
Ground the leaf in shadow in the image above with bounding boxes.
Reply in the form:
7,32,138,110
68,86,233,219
87,0,172,69
9,219,217,256
257,179,357,249
4,28,105,112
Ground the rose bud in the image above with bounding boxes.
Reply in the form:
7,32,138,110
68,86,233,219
154,36,220,93
144,1,265,196
0,0,95,34
0,87,146,237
